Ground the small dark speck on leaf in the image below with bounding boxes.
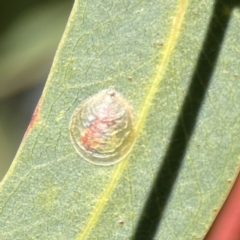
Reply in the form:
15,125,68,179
193,12,199,17
128,76,133,82
213,208,218,213
118,220,124,226
156,41,164,47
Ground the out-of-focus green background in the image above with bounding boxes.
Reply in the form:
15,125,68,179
0,0,73,181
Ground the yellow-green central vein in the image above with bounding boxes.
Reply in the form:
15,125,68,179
77,0,189,239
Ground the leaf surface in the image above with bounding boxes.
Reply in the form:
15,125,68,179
1,0,240,239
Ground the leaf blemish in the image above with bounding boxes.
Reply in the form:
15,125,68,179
24,99,41,138
118,220,124,226
128,76,133,82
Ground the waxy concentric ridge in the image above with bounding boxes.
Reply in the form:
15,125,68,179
69,87,135,166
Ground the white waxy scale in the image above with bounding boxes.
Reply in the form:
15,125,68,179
69,87,135,166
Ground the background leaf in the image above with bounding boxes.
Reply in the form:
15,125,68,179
0,1,72,98
1,0,240,239
0,0,73,181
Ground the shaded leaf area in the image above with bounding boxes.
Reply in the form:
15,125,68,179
134,0,240,239
0,0,240,240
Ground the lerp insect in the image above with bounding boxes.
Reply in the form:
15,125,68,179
69,87,136,166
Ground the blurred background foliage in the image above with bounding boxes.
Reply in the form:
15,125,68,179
0,0,73,181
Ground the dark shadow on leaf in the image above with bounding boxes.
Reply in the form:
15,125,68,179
132,0,240,239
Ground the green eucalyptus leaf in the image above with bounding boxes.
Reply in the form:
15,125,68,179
1,0,240,239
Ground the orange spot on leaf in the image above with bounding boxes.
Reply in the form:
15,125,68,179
23,98,41,139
